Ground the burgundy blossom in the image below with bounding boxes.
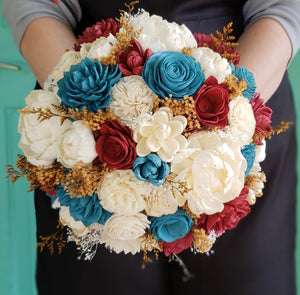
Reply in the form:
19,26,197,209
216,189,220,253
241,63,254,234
197,186,251,237
95,119,136,170
77,19,121,45
161,231,194,256
250,93,273,145
194,76,230,128
117,40,153,76
193,33,215,49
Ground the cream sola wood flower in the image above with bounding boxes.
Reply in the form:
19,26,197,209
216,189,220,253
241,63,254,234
100,213,150,255
133,107,188,162
191,47,232,83
109,75,155,129
18,90,72,167
171,131,247,215
126,10,197,52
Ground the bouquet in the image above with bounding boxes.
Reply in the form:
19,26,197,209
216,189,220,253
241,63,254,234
7,3,280,261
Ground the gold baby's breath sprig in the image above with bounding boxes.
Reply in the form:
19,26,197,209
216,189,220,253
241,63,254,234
182,47,194,56
224,74,247,99
62,163,112,198
153,95,201,136
19,105,117,131
18,106,60,122
192,228,214,253
140,233,161,269
210,22,240,63
101,1,141,66
165,173,191,199
123,0,140,14
6,154,64,192
37,222,66,255
245,172,266,197
65,107,117,131
270,121,293,137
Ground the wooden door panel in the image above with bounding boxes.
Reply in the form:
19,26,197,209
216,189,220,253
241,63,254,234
0,1,37,294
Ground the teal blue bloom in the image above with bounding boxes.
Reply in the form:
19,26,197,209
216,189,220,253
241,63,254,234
133,154,170,186
57,57,121,112
149,208,193,242
232,66,256,99
142,51,205,100
55,185,72,206
56,186,112,226
241,144,256,177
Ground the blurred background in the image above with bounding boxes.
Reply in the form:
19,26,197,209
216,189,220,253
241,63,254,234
0,2,299,294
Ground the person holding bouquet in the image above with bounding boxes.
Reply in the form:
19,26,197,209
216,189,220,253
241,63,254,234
3,0,300,294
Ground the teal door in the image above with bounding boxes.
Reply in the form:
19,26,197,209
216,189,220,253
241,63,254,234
0,1,37,294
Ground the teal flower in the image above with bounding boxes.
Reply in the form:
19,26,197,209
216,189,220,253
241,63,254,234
241,144,256,177
142,51,205,100
133,154,170,186
232,66,256,99
149,208,194,242
56,186,112,226
57,57,121,112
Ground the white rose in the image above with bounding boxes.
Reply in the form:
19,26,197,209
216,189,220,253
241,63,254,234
24,89,61,109
86,34,118,61
59,206,90,237
191,47,232,83
18,91,72,167
57,120,97,168
134,107,188,162
128,11,197,52
79,42,92,58
109,75,155,129
44,51,82,88
228,95,256,146
101,213,150,254
98,170,151,215
145,185,178,217
172,131,247,215
246,142,266,204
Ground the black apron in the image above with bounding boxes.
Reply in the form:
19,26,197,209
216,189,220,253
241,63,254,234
35,1,297,294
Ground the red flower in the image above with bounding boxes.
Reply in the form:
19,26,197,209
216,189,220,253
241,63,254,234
193,33,214,49
250,93,273,145
197,186,251,237
95,120,136,170
194,76,230,128
161,231,194,256
117,40,153,76
77,19,121,44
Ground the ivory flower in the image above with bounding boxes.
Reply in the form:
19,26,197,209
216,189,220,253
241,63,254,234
246,141,266,204
109,75,155,129
172,131,247,215
128,11,197,52
101,213,150,254
134,107,187,162
227,95,256,146
18,90,72,167
191,47,232,83
57,120,98,168
145,185,179,217
45,51,82,88
98,170,151,215
85,34,118,61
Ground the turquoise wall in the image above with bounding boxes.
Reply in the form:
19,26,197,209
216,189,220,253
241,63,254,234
288,52,300,288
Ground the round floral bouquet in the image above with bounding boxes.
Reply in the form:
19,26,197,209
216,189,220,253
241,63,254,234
8,4,277,260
